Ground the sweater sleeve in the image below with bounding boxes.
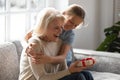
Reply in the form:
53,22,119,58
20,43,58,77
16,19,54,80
40,69,70,80
29,58,70,80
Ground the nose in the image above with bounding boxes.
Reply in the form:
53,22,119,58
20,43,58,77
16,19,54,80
58,27,63,34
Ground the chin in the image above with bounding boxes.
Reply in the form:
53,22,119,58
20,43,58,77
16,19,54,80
53,38,59,42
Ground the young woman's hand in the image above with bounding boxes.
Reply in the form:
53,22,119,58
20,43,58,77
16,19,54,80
68,60,88,73
25,43,43,57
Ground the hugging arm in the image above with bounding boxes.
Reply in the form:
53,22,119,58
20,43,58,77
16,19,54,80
24,30,33,43
29,55,86,80
25,30,74,64
49,44,71,64
26,41,71,64
29,60,70,80
51,30,75,64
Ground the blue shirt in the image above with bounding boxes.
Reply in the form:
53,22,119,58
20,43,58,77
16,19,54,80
59,30,75,62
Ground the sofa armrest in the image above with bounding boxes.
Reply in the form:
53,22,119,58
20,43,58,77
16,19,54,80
0,42,19,80
12,40,23,63
73,48,120,74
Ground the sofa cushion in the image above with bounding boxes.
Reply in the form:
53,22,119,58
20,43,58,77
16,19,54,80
91,71,120,80
0,42,19,80
73,49,120,74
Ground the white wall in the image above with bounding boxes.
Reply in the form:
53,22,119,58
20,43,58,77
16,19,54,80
100,0,114,41
46,0,68,11
69,0,114,50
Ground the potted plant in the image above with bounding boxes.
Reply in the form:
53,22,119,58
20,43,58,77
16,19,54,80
96,21,120,53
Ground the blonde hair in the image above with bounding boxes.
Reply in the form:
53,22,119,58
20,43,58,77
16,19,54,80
63,4,85,19
33,8,65,36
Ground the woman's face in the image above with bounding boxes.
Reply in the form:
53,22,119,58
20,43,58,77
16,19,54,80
63,14,83,30
45,18,64,42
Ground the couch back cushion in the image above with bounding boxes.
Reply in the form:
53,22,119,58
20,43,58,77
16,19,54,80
73,49,120,74
0,42,19,80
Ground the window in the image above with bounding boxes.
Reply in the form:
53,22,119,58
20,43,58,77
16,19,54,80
0,0,68,43
0,0,46,43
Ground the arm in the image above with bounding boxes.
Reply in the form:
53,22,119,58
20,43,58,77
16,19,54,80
29,59,70,80
49,30,75,64
29,56,86,80
50,43,71,64
25,43,70,64
24,30,33,42
26,30,75,64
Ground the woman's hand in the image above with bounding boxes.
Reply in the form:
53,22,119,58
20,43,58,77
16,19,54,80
25,43,52,64
68,60,88,73
25,43,43,57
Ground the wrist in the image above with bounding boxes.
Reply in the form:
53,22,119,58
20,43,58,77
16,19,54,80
49,56,54,63
68,67,73,74
49,56,59,64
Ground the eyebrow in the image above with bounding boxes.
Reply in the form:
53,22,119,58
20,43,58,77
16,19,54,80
69,20,77,27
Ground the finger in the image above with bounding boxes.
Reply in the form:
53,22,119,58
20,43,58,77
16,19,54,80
27,49,34,57
30,43,36,46
32,60,39,64
27,53,31,57
25,47,34,57
29,43,33,48
32,58,42,64
30,43,38,48
74,60,81,66
29,43,32,47
32,54,43,59
31,58,39,63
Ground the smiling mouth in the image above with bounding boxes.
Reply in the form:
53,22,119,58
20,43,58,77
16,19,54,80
54,35,60,38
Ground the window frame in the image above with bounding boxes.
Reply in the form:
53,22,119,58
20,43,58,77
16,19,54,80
0,0,46,42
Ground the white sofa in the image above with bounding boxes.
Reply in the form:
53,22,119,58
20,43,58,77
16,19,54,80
0,40,120,80
73,49,120,80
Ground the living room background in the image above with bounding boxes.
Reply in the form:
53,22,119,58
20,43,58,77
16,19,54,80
0,0,119,50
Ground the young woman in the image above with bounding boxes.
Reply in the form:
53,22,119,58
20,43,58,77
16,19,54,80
25,4,94,80
19,7,92,80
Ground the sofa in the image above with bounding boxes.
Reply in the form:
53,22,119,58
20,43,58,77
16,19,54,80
0,41,23,80
0,40,120,80
73,49,120,80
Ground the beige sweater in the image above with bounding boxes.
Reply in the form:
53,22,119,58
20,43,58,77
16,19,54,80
19,36,70,80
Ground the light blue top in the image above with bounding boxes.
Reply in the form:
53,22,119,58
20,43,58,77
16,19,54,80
60,30,75,62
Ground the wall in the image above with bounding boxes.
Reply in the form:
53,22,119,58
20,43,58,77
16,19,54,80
114,0,120,23
46,0,68,11
69,0,114,50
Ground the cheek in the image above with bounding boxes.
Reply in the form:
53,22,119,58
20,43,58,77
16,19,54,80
47,31,54,36
64,21,70,26
45,31,52,37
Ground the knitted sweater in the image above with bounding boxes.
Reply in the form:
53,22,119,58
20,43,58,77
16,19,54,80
19,36,70,80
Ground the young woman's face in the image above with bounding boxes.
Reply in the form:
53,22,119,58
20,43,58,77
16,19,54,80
45,18,64,42
63,14,83,30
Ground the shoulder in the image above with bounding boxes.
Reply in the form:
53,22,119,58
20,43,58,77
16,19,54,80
60,30,75,39
62,30,75,37
28,36,40,44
